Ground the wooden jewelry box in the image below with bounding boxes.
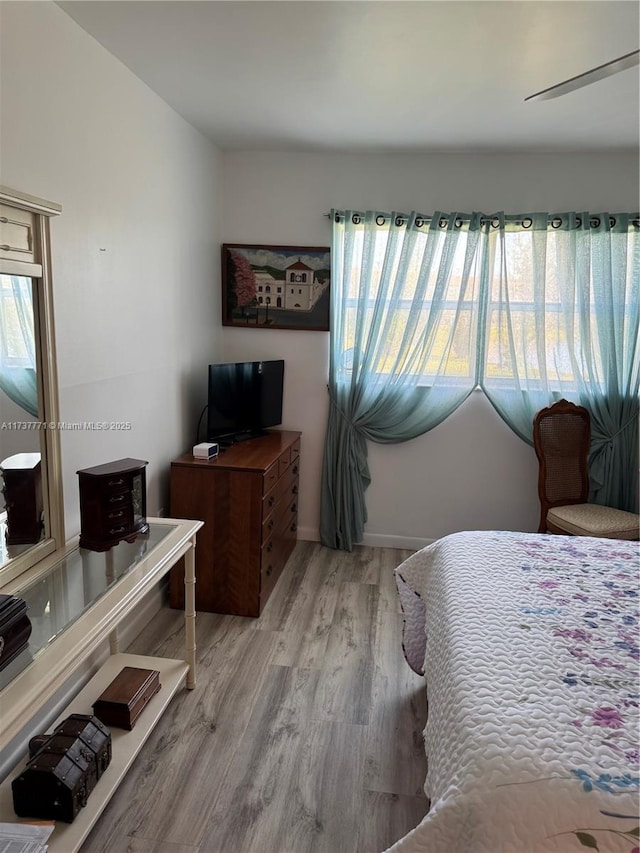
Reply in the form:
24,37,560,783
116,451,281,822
77,458,149,551
92,666,161,730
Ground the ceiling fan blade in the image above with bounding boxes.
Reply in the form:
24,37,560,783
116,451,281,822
525,49,639,102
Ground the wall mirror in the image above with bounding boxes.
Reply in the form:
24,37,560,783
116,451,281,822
0,186,64,587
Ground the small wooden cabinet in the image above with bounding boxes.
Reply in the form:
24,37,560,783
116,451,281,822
1,453,43,546
169,430,300,617
77,459,149,552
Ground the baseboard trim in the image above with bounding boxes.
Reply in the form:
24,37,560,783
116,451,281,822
297,526,433,551
361,533,434,550
297,526,320,542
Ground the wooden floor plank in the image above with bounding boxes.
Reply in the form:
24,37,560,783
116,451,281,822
287,720,367,853
84,838,199,853
377,547,414,614
365,609,428,796
198,665,321,853
271,546,343,670
338,545,381,585
312,581,378,726
357,790,428,853
249,541,316,632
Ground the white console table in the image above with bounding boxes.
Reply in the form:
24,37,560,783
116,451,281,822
0,516,202,852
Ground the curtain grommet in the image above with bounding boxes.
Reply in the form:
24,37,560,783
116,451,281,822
395,216,404,227
439,218,448,228
590,216,601,228
376,215,385,226
491,217,500,229
415,218,424,228
455,218,463,229
522,217,532,229
352,214,361,225
609,216,616,228
576,216,582,228
551,217,562,229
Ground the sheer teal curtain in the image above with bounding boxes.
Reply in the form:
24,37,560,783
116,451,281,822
320,210,485,550
0,275,39,418
481,213,639,512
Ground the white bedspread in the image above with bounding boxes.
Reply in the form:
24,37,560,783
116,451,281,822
390,531,640,853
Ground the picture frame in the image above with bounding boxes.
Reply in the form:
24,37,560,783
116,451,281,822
221,243,331,331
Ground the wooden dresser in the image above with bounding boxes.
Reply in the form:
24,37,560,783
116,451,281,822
169,430,300,617
0,453,43,546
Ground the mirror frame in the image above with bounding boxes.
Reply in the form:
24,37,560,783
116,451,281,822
0,186,65,586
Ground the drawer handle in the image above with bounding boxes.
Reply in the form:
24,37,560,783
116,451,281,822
291,503,297,513
108,526,126,536
266,564,273,577
108,510,124,520
268,495,275,508
290,522,297,533
292,465,299,475
109,495,126,504
266,541,273,552
108,478,125,487
292,485,298,495
0,243,29,253
268,519,275,531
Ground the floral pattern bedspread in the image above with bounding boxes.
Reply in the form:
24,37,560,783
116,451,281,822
390,531,639,853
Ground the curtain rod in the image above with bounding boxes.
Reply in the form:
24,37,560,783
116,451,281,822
324,213,639,229
324,212,497,226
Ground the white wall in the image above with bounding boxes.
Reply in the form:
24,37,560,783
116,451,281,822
221,150,639,546
0,1,222,533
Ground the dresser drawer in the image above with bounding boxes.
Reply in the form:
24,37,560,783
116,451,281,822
260,496,298,607
102,491,131,512
281,497,298,537
262,511,277,541
290,438,300,461
277,448,291,478
290,456,300,479
261,464,299,530
101,505,133,530
275,463,298,505
263,494,298,542
0,204,35,264
102,474,130,493
263,462,278,496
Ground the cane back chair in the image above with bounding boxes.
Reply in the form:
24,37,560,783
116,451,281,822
532,399,640,540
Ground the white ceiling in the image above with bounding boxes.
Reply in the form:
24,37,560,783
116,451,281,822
58,0,639,153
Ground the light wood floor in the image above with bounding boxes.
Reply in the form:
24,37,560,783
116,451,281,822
82,542,428,853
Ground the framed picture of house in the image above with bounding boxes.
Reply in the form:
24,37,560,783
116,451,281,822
221,244,331,330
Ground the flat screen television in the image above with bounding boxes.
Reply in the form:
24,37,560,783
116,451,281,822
207,360,284,444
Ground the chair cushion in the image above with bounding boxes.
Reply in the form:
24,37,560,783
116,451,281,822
547,503,640,540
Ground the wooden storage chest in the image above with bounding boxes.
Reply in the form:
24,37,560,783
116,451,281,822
169,430,300,617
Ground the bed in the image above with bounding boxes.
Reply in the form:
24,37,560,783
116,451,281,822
390,530,639,853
